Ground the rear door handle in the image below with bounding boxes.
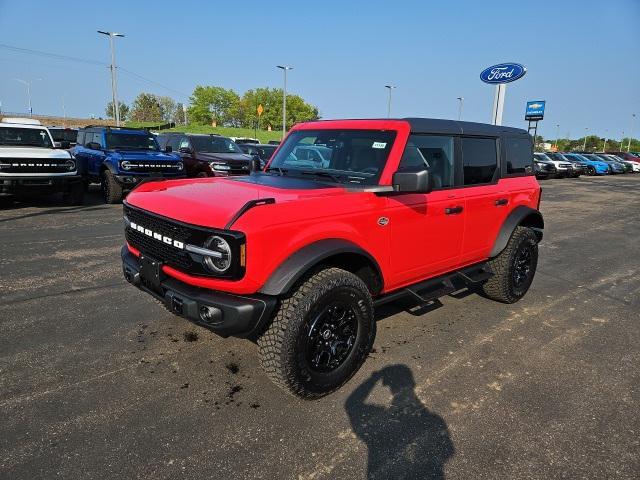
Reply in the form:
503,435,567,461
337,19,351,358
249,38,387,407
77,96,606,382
445,206,463,215
495,198,508,206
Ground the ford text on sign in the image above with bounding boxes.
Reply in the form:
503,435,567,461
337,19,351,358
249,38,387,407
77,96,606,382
480,63,527,84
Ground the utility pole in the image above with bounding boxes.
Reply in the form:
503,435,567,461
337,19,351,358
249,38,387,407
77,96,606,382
14,78,41,117
456,97,464,121
583,127,589,151
385,85,396,118
276,65,293,139
98,31,125,126
629,114,636,152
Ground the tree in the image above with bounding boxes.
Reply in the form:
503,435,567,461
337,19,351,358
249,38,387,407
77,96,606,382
173,102,186,125
129,93,163,122
157,96,177,123
188,86,240,126
105,101,129,121
239,88,319,130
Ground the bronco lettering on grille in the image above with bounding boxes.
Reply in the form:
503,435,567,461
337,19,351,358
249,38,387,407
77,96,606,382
130,221,184,249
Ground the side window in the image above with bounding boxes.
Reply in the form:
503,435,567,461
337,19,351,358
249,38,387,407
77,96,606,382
77,131,85,145
504,136,533,175
398,135,455,189
169,136,182,151
461,137,497,185
92,132,103,147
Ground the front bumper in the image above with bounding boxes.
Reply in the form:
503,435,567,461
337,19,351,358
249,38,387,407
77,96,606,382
0,174,82,196
121,246,276,338
114,174,186,188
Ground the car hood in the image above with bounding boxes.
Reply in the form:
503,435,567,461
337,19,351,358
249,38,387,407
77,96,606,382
195,152,253,163
0,146,71,159
125,174,345,229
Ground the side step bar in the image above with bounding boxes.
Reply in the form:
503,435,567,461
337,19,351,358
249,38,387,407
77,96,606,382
373,262,493,308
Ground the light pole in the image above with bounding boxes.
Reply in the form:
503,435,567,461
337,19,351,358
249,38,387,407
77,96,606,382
62,95,66,126
554,124,560,149
276,65,292,139
583,127,589,151
456,97,464,121
603,130,608,152
385,85,396,118
13,78,42,117
629,114,636,152
98,30,125,126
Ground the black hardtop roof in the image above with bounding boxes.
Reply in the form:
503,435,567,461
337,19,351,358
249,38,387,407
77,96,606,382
403,118,528,137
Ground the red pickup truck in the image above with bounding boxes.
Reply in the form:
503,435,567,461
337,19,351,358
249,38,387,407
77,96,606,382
121,118,543,398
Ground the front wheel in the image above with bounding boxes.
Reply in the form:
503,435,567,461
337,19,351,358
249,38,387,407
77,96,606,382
101,170,123,204
482,226,538,304
258,268,375,399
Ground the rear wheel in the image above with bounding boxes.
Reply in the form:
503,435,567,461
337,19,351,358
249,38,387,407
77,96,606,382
101,170,122,204
482,226,538,304
258,267,375,399
586,166,595,176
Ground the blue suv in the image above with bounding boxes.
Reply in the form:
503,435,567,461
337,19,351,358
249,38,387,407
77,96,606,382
563,153,609,176
72,126,184,203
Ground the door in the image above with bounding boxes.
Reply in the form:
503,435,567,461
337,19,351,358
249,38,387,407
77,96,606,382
388,134,465,287
457,136,508,264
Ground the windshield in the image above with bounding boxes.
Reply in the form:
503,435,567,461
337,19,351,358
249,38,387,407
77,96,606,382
258,145,277,158
0,127,53,148
191,136,243,154
267,129,397,185
49,128,78,143
106,132,159,151
534,153,552,161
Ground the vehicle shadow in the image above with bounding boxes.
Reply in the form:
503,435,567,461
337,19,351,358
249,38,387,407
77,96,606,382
345,364,455,480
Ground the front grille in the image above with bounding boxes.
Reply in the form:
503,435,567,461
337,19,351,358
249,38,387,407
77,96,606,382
122,161,182,173
123,204,246,280
0,158,71,174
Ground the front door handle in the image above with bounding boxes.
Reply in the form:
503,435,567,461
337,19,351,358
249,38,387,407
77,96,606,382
495,198,508,206
445,206,464,215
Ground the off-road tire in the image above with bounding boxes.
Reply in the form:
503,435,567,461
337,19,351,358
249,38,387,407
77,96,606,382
258,267,375,399
482,226,538,304
101,170,123,204
63,182,85,206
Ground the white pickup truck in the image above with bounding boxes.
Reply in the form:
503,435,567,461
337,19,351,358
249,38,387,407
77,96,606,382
0,118,84,205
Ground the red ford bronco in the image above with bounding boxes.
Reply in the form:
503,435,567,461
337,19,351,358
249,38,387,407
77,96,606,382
121,118,543,398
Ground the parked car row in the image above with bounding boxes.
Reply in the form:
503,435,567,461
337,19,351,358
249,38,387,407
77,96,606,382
533,151,640,179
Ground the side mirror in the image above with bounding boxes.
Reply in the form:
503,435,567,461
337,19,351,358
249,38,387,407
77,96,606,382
392,169,432,193
86,142,102,150
59,141,71,149
164,145,173,153
249,157,262,172
179,146,192,154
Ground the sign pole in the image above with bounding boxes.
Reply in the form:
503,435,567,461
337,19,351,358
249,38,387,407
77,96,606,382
492,84,506,125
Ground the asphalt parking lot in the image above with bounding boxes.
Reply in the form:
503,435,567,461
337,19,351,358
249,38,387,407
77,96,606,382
1,175,639,480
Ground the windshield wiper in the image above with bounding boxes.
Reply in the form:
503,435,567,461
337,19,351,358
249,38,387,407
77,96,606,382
265,166,288,176
299,170,343,183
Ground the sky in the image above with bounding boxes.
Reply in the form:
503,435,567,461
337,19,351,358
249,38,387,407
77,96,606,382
0,0,638,140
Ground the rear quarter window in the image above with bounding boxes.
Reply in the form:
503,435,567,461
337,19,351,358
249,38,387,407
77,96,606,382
503,136,533,176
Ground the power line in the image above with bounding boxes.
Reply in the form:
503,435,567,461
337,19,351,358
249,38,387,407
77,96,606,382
0,43,190,99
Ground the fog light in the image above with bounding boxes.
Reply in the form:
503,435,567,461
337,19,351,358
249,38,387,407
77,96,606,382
199,305,222,324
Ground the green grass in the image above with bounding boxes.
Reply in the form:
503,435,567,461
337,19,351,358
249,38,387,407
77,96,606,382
124,121,283,143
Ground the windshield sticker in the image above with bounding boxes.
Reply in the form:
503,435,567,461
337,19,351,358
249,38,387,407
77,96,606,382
372,142,387,149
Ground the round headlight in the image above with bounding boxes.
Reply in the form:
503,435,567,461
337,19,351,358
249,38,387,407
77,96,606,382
203,235,232,272
176,161,184,171
64,159,76,171
121,161,133,170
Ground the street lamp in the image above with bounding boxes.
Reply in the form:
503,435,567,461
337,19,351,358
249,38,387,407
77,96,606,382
554,124,560,149
603,129,608,152
98,30,125,126
456,97,464,121
13,78,42,117
276,65,293,139
385,85,396,118
583,127,589,151
629,114,636,152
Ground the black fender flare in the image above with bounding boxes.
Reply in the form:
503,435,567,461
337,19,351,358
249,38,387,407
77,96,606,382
489,206,544,258
259,239,383,296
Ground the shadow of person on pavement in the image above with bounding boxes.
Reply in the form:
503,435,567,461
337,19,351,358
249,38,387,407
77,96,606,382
345,364,454,480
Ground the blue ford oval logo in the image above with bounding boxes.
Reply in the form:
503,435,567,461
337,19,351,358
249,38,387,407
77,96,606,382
480,63,527,84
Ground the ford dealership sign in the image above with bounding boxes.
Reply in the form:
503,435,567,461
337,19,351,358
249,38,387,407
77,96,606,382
480,63,527,84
